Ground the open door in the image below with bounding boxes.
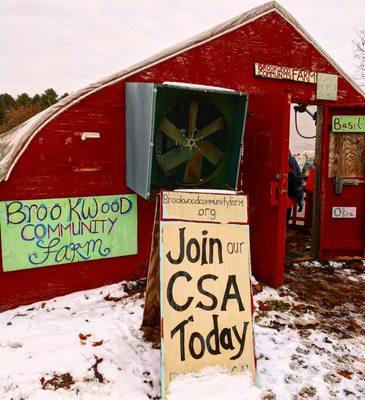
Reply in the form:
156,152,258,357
318,105,365,259
242,91,290,287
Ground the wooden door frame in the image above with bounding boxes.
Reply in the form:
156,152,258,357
311,105,323,258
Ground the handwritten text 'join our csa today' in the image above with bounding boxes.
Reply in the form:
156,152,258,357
165,227,250,362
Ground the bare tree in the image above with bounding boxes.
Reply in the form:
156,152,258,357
353,30,365,88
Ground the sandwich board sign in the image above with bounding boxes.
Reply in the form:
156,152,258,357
160,190,256,398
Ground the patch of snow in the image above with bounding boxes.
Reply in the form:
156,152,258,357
328,260,345,269
162,82,235,93
254,283,365,400
0,282,159,400
300,260,324,268
167,366,261,400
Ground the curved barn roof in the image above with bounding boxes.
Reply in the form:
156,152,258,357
1,1,364,182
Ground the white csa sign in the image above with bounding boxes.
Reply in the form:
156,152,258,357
332,207,357,218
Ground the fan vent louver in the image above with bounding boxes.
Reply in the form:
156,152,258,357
126,83,248,199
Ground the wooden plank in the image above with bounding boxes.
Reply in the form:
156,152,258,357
329,133,365,177
312,106,323,259
254,63,317,83
142,196,161,329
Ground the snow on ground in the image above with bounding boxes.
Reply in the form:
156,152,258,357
254,294,363,398
167,367,261,400
0,281,160,400
0,262,364,399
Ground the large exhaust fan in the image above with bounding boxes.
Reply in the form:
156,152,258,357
126,82,248,199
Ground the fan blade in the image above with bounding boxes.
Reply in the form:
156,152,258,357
157,147,191,173
198,141,224,165
160,118,186,146
183,151,203,184
188,99,199,137
195,117,224,140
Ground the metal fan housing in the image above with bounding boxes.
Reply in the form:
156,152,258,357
126,82,248,199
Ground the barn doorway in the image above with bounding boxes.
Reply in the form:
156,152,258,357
285,103,319,263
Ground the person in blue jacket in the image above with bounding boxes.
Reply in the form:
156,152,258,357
287,151,304,224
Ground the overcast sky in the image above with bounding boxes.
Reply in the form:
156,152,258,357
1,0,364,96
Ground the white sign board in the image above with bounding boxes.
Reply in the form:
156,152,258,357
161,191,248,224
160,191,255,399
254,63,316,83
316,73,338,101
332,207,357,218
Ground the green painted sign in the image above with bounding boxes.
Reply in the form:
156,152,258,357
0,194,137,272
332,115,365,133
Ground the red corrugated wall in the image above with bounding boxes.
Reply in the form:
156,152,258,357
0,12,363,310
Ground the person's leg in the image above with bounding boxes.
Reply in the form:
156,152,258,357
286,207,292,224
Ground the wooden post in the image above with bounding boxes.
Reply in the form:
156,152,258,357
312,106,323,259
142,195,161,332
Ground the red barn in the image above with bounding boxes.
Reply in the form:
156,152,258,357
1,1,364,311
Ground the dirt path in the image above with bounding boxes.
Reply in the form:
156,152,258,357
254,260,365,399
285,261,365,340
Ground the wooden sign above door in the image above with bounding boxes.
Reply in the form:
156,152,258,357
254,63,338,101
254,63,316,83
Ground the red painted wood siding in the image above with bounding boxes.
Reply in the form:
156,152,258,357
0,12,363,310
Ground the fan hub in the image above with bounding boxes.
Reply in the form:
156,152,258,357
186,137,197,148
156,97,228,186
